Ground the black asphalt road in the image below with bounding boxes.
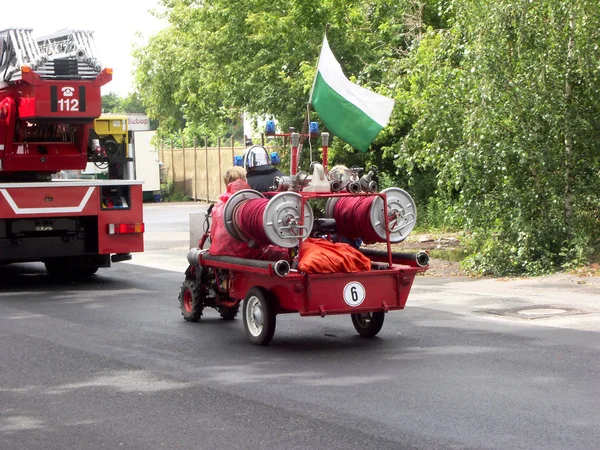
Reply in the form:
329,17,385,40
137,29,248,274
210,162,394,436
0,263,598,450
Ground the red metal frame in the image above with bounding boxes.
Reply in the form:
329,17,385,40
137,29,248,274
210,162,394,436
198,252,425,317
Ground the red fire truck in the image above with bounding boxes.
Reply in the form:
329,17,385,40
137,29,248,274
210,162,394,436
0,28,144,277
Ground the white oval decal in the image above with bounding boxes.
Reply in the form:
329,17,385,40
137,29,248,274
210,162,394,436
343,282,366,307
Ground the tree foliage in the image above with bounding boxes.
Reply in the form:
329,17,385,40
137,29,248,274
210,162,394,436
393,0,600,274
134,0,600,275
102,92,148,114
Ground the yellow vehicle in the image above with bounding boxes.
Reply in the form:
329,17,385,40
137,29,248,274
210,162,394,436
90,114,131,179
93,114,129,158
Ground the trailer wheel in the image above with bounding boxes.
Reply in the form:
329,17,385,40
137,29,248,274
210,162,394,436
243,287,276,346
219,304,239,320
351,312,385,338
178,279,204,322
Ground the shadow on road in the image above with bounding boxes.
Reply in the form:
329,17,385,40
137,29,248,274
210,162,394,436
0,263,137,293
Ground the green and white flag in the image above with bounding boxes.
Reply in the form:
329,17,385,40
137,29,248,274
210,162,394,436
310,35,395,152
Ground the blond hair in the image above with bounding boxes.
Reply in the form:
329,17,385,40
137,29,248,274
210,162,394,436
224,166,247,184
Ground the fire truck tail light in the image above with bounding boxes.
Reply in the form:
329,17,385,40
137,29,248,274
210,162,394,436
105,68,114,75
108,223,145,235
21,65,31,73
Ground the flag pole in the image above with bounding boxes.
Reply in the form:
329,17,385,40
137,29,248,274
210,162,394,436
308,26,331,168
308,26,330,105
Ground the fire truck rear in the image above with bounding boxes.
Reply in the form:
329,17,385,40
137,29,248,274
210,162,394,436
0,28,144,276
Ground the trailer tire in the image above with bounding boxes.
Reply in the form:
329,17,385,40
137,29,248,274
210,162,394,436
219,304,239,320
178,279,204,322
243,287,276,346
351,312,385,338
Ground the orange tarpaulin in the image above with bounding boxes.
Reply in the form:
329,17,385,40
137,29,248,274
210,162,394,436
298,238,371,274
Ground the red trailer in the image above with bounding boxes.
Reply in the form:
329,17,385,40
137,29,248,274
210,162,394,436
179,188,428,345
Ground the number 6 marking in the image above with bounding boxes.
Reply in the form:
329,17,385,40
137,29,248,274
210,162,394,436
343,282,366,307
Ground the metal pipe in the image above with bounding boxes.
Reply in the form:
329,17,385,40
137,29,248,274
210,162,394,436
273,260,290,277
321,132,329,172
359,249,430,267
202,252,290,271
290,132,300,175
187,248,204,266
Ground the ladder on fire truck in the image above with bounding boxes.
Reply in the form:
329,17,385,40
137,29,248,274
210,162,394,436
0,28,102,82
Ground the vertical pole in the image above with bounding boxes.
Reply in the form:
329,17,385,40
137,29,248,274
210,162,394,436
321,132,330,173
205,137,209,203
170,140,175,186
290,132,300,176
182,136,186,197
193,137,198,201
217,137,222,193
231,135,235,167
160,140,164,169
261,133,265,146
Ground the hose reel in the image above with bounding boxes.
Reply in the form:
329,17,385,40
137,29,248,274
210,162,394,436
223,190,314,248
325,187,417,243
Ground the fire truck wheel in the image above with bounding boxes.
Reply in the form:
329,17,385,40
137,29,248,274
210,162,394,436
178,279,204,322
78,266,99,276
219,304,239,320
44,259,98,278
351,312,385,337
243,287,276,346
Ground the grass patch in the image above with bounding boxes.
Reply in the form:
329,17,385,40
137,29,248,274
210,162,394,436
428,248,469,262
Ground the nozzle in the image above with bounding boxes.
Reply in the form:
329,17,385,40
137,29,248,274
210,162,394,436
346,181,361,194
273,260,291,277
415,251,430,267
330,180,342,192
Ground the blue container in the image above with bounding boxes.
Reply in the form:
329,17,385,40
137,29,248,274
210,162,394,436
233,155,243,167
265,120,276,135
153,193,161,203
270,152,281,165
309,121,319,135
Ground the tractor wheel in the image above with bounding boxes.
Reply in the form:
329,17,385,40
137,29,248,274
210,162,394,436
242,287,276,346
351,312,385,338
219,304,239,320
178,279,204,322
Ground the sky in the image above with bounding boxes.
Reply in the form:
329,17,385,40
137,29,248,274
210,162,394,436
1,0,166,96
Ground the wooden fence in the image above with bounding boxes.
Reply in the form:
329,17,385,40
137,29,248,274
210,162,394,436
159,137,280,203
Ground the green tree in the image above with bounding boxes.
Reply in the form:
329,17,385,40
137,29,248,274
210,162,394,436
102,92,148,114
395,0,600,274
101,92,121,113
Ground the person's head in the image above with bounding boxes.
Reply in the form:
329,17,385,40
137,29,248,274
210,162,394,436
224,166,246,185
242,145,270,172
